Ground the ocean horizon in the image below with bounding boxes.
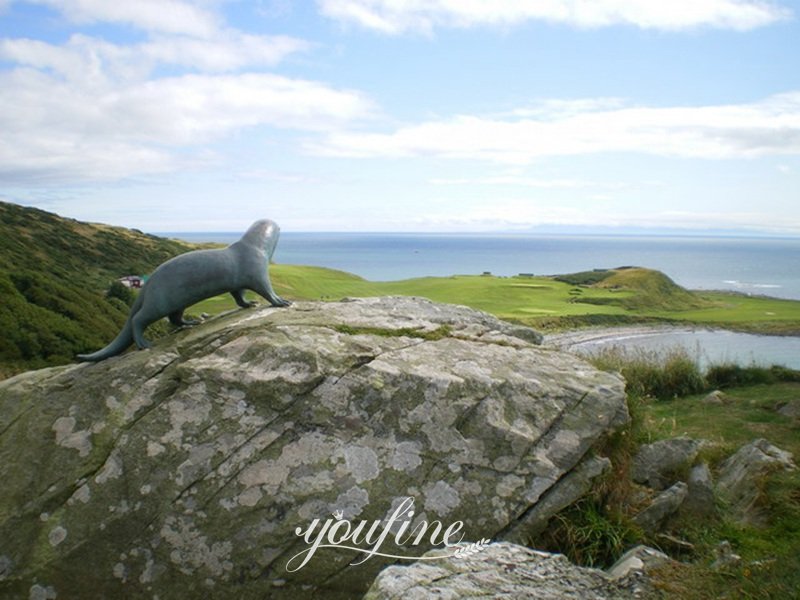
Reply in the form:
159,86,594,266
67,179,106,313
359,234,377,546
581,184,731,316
162,232,800,301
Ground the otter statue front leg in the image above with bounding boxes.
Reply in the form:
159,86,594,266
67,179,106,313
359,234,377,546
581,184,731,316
252,277,291,307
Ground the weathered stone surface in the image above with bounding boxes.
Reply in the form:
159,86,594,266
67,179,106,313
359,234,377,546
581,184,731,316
776,399,800,419
607,545,673,579
0,297,627,600
633,482,688,533
364,542,651,600
716,438,795,525
701,390,727,406
682,463,715,517
631,437,703,490
501,455,611,542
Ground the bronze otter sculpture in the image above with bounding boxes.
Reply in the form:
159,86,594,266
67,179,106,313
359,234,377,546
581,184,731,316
78,219,290,362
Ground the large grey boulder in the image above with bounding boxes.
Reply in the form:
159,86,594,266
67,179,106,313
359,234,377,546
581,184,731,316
716,438,795,525
0,297,627,600
631,437,703,490
364,542,652,600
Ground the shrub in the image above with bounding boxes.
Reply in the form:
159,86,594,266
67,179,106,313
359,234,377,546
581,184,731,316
706,363,800,389
539,499,639,568
106,280,135,306
587,347,705,400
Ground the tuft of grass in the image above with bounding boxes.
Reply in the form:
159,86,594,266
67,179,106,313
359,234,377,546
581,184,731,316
539,498,640,568
587,347,706,401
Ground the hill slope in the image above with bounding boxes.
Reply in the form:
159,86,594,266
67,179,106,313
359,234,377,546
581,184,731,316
0,201,194,376
557,267,708,311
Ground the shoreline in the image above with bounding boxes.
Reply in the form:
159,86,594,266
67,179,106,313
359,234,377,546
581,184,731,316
546,324,724,351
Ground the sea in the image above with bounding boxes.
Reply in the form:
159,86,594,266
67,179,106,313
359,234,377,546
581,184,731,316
168,232,800,300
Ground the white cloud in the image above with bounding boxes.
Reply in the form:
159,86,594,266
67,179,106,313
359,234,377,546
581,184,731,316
313,93,800,163
0,30,309,81
0,27,371,184
0,2,373,185
0,67,372,182
27,0,220,36
318,0,791,33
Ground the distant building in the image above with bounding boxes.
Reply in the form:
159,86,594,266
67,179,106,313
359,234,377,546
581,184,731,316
118,275,143,289
518,273,534,278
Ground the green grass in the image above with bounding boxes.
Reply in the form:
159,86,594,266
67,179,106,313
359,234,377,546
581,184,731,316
655,291,800,333
188,264,800,335
578,345,800,598
641,382,800,453
639,383,800,599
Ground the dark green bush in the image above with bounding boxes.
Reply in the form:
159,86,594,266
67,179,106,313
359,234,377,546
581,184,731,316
106,280,135,306
706,363,800,389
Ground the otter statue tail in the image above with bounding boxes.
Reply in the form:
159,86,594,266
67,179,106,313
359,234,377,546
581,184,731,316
77,293,143,362
76,319,134,362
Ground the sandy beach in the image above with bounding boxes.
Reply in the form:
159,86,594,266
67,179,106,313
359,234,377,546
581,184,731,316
544,324,713,351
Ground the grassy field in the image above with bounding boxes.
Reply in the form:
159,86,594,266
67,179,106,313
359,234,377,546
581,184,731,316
637,382,800,599
188,264,800,334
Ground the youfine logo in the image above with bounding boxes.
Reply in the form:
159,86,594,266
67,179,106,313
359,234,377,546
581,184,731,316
286,496,490,572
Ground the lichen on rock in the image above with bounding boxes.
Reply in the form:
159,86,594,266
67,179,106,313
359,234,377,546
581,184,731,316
0,297,627,599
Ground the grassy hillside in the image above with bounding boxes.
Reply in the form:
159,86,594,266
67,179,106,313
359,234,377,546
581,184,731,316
204,265,800,335
0,201,195,376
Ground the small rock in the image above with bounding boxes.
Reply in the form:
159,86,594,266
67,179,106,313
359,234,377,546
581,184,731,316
607,544,673,579
633,482,688,533
682,462,715,517
711,540,741,571
632,437,703,490
776,399,800,418
716,439,796,526
701,390,727,406
365,542,647,600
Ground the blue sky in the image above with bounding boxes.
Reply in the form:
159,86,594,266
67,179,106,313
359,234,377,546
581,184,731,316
1,0,799,234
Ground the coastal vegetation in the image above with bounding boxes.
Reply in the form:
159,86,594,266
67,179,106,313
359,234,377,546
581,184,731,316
549,348,800,598
0,201,194,377
2,201,799,376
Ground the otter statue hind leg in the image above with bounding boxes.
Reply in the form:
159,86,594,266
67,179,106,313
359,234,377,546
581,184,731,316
168,309,200,326
231,289,257,308
131,312,152,350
